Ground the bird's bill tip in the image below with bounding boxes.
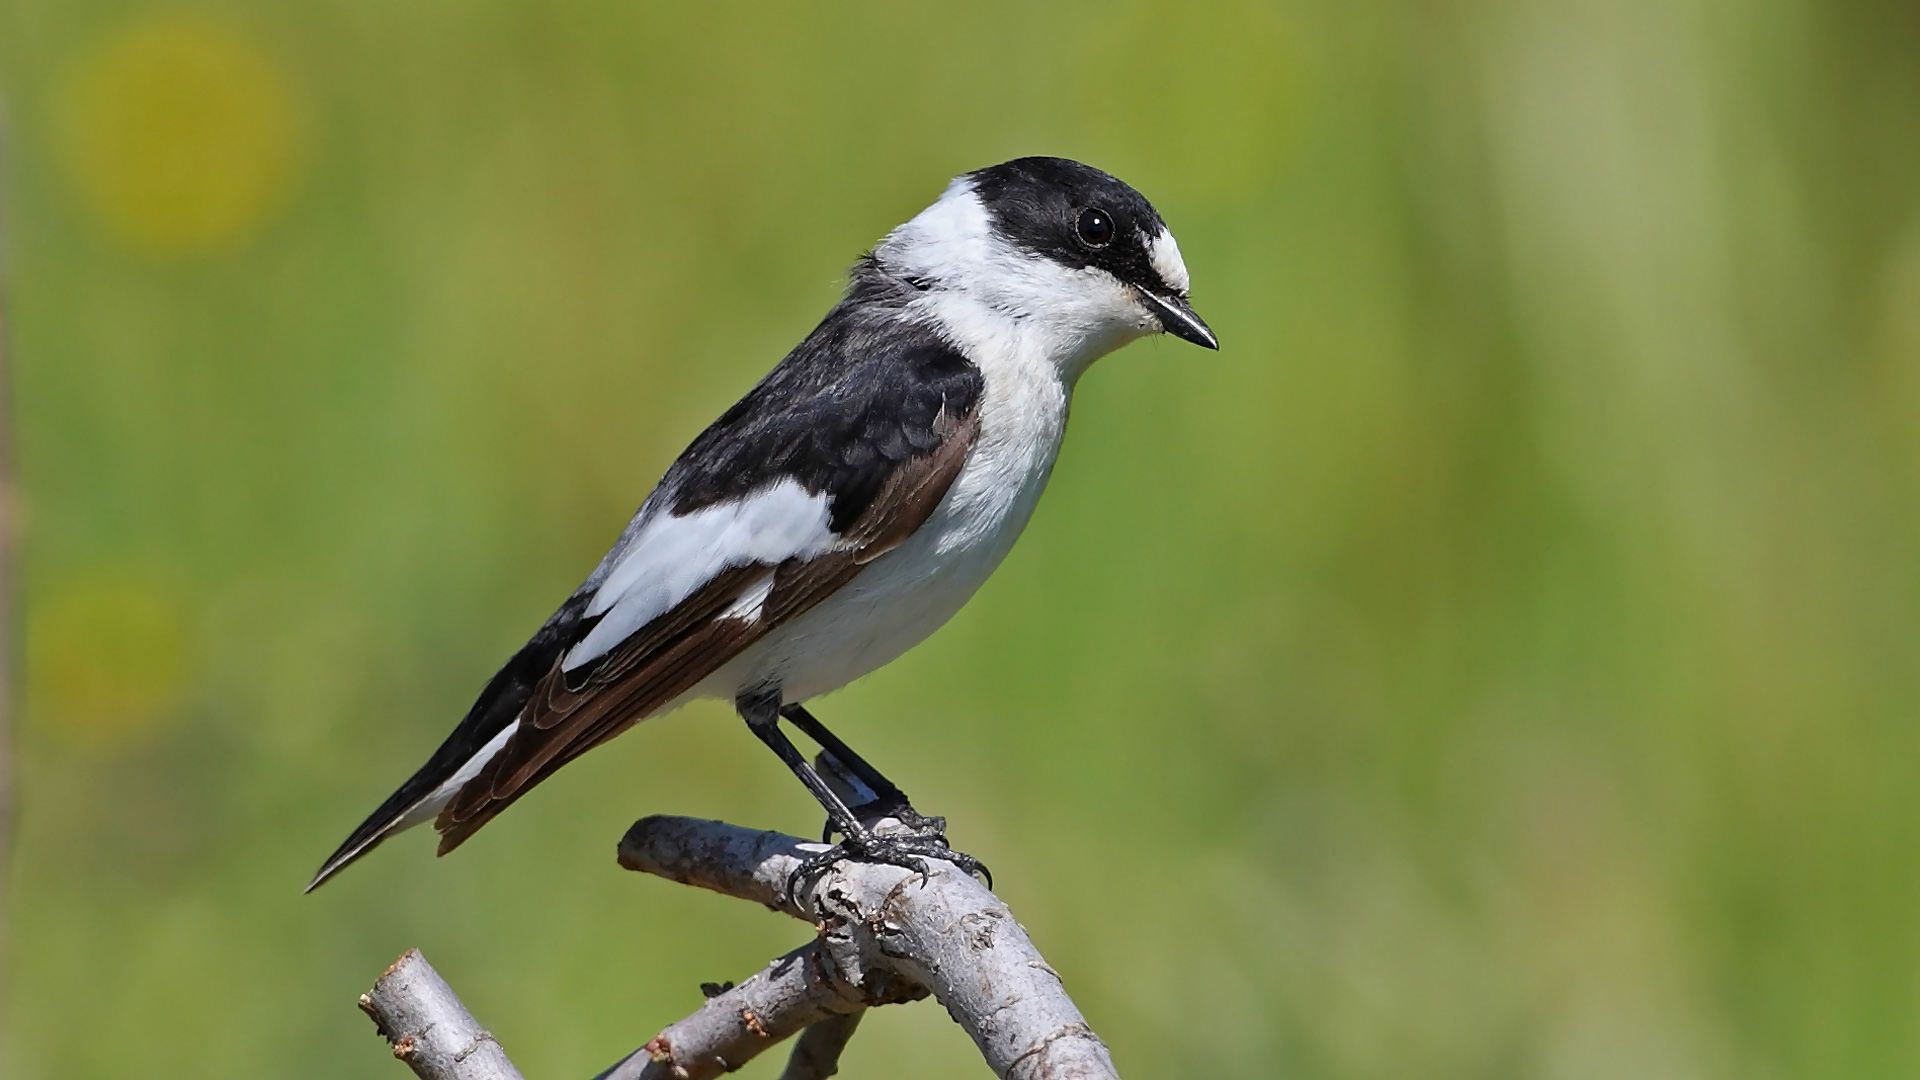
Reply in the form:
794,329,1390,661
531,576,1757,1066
1136,287,1219,349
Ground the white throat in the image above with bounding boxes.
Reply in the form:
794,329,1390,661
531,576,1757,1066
876,179,1160,385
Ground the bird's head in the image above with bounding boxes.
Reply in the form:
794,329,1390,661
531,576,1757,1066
876,157,1216,379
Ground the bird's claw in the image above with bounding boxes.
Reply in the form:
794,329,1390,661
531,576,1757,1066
785,829,991,906
820,798,947,843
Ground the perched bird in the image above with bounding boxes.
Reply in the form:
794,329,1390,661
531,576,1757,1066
309,156,1216,892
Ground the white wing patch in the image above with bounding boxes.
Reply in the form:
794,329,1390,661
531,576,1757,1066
563,480,836,671
1148,229,1191,295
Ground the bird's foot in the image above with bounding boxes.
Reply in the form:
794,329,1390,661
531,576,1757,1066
786,827,991,905
820,795,947,843
876,801,948,837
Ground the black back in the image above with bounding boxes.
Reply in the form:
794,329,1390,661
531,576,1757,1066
667,269,984,533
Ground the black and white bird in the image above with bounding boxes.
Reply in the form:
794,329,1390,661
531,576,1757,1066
309,157,1216,891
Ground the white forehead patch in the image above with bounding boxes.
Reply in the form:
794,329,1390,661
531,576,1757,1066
1148,229,1191,295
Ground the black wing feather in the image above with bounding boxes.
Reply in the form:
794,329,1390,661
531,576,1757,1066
666,281,982,532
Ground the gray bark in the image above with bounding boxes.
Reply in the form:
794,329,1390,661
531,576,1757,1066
361,949,527,1080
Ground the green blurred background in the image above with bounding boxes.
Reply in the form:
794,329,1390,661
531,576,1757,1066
4,0,1920,1076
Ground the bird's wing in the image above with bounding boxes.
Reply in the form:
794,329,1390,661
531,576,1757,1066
308,304,983,887
434,402,979,851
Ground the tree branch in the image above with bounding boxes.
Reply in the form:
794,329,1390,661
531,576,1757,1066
603,815,1118,1080
360,805,1119,1078
361,950,526,1080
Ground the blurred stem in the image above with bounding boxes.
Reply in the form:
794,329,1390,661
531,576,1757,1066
0,90,14,1062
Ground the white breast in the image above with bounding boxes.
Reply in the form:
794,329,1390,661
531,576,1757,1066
713,335,1072,702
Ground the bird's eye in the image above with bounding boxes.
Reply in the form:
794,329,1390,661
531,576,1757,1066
1076,207,1114,247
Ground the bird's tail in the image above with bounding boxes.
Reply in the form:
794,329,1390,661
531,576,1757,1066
305,770,451,892
308,589,587,892
305,716,524,892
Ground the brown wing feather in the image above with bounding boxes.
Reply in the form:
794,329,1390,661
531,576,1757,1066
433,410,981,852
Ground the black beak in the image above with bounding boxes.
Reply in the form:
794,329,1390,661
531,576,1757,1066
1135,287,1219,349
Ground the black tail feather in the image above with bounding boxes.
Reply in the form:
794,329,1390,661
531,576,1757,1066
304,596,588,891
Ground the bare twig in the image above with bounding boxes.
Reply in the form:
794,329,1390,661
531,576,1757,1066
588,933,886,1080
361,950,526,1080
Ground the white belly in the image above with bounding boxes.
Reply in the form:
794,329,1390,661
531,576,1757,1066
701,356,1072,703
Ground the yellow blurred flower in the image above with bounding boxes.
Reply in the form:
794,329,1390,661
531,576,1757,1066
60,17,305,255
28,576,188,748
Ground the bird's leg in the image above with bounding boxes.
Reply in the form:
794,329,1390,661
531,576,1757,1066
779,703,946,836
778,703,905,808
738,688,872,845
737,688,990,899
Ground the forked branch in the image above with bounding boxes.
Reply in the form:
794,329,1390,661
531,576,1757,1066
360,811,1118,1079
